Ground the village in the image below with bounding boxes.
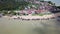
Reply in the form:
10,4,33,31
0,0,57,20
0,0,60,34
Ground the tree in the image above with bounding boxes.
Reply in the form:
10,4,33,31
48,1,54,5
0,0,18,10
0,0,30,10
0,0,30,15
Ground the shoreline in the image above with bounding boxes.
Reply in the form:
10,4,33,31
0,14,55,20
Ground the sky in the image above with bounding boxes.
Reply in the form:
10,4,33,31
45,0,60,6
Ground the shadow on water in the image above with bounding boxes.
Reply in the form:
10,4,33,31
33,18,60,34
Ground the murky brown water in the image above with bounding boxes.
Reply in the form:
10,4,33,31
0,17,60,34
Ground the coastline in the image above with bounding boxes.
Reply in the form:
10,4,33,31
1,14,55,20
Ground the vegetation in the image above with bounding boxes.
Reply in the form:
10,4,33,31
0,0,30,10
32,13,44,16
0,0,31,15
0,0,56,16
48,1,55,5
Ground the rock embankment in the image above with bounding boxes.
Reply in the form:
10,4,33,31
10,14,55,20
